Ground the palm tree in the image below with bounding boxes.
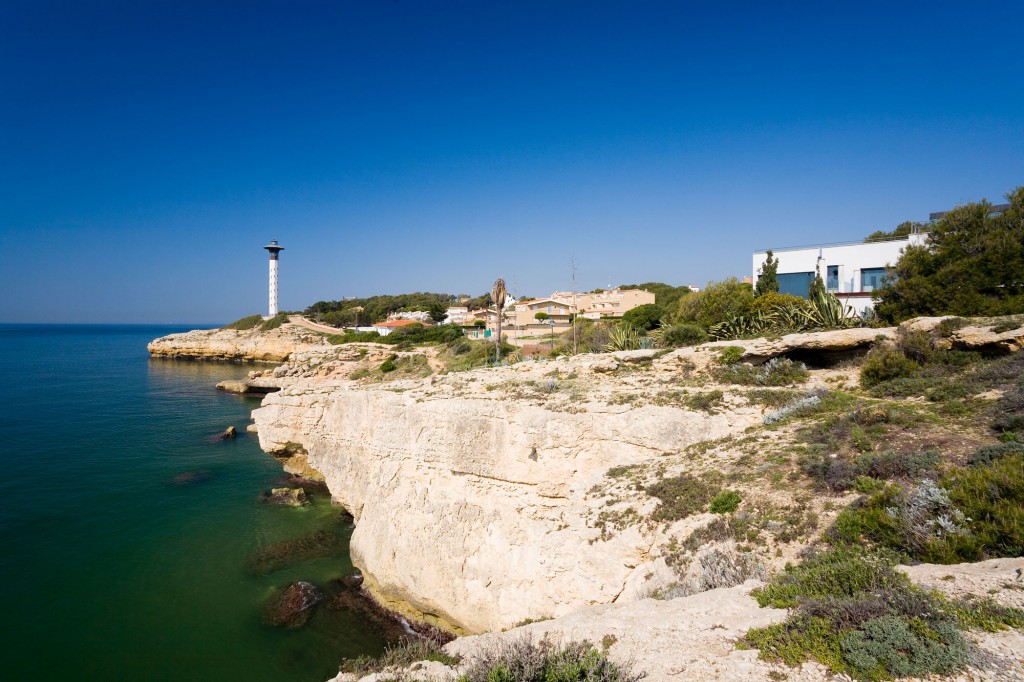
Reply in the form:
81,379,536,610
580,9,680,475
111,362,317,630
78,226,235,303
492,278,506,362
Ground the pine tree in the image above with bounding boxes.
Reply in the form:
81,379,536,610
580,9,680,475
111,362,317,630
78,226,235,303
754,250,780,297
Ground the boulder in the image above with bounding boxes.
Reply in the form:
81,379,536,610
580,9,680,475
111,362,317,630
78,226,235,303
216,380,251,394
266,487,308,506
223,425,237,439
262,581,324,628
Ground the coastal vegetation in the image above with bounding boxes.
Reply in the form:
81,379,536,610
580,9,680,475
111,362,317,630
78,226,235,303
221,311,293,331
307,292,459,326
742,545,1024,681
873,187,1024,323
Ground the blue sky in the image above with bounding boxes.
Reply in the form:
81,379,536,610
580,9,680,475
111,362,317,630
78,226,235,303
1,0,1021,323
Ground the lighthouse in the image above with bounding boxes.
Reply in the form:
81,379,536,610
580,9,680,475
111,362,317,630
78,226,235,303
263,240,284,318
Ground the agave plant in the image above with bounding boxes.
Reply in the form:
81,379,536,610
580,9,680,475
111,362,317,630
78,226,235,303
604,325,641,352
710,291,861,341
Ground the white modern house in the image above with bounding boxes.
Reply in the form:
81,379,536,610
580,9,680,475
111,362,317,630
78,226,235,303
752,232,928,316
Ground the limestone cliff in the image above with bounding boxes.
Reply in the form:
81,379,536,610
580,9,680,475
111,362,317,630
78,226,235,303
253,347,770,634
147,323,329,362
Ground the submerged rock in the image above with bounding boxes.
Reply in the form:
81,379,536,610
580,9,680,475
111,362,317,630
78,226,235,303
245,529,344,575
169,470,212,485
262,581,324,629
265,487,308,506
326,574,425,643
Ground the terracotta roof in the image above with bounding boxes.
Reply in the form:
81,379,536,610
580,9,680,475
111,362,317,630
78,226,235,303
372,319,425,328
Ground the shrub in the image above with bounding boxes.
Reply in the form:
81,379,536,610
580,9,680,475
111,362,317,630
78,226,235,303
763,391,824,424
831,454,1024,563
259,312,290,331
839,615,968,678
676,277,755,329
744,545,1021,680
338,639,459,676
936,317,969,338
686,390,724,412
621,303,664,331
969,442,1024,466
716,346,745,366
379,357,397,373
660,323,708,347
895,329,934,364
710,490,742,514
717,357,809,386
222,314,263,330
646,473,714,522
459,636,643,682
860,346,919,388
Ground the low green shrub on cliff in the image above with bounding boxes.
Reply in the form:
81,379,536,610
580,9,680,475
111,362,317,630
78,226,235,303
743,544,1024,681
338,639,459,676
715,357,809,387
222,314,263,330
459,636,643,682
259,312,290,331
646,473,715,522
831,453,1024,563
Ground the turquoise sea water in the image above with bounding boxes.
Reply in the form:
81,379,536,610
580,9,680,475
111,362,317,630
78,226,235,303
0,325,391,681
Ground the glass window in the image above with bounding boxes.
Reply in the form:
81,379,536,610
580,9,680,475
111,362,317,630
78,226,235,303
777,272,814,299
861,268,886,292
827,265,839,292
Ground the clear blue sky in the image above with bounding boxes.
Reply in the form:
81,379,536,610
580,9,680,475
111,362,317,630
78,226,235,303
1,0,1021,323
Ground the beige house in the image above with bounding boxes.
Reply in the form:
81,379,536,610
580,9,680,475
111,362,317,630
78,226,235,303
571,289,656,319
513,297,575,327
511,288,656,329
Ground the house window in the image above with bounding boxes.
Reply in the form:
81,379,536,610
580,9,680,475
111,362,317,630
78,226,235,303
861,268,886,292
777,272,815,299
547,306,552,313
827,265,839,292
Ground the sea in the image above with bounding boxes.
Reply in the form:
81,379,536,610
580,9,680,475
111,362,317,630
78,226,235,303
0,324,393,681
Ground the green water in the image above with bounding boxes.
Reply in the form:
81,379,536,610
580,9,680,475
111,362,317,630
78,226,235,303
0,325,393,681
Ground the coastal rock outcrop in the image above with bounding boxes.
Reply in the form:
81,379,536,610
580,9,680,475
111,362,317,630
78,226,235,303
253,359,757,634
148,323,329,362
262,581,324,628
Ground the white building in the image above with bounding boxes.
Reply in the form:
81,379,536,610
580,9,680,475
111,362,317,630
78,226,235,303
752,232,927,315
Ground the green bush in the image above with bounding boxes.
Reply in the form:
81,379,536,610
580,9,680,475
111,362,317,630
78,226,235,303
379,355,397,373
259,312,290,331
660,323,708,347
894,329,933,364
716,346,745,366
716,357,809,386
459,636,642,682
830,454,1024,563
936,317,969,337
646,473,714,522
744,545,1022,680
969,442,1024,466
710,490,742,514
222,314,263,330
860,347,919,388
676,278,754,329
338,639,459,676
621,303,664,331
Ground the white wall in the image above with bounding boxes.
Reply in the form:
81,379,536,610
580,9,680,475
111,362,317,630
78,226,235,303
752,234,926,298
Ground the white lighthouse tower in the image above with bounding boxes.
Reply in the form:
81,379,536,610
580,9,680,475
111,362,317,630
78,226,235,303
263,240,284,318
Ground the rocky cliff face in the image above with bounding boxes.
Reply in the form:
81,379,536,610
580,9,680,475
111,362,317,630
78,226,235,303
253,348,766,634
147,324,329,362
